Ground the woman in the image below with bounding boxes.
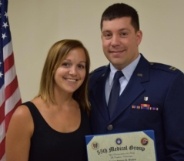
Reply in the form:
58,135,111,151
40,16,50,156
6,39,91,161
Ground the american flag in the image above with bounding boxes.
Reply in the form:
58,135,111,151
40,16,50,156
0,0,22,160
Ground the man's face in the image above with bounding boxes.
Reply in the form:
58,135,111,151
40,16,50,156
101,17,142,70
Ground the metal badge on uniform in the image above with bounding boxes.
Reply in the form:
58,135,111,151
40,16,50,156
144,96,148,101
137,73,143,77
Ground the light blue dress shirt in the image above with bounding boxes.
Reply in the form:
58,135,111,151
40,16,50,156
105,54,141,104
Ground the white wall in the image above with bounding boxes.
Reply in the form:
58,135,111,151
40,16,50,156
9,0,184,102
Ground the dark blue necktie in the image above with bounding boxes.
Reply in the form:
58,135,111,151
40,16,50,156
108,71,123,117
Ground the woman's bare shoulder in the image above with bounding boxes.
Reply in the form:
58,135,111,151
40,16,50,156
8,103,34,134
12,104,32,119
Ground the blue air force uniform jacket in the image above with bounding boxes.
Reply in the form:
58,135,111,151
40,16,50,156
89,55,184,161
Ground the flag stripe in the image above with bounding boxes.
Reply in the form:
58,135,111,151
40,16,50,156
3,41,13,61
0,86,5,107
5,76,19,99
4,58,16,87
5,87,21,115
4,52,14,72
0,121,5,143
0,103,5,123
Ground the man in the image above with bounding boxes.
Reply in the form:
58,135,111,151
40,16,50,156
89,3,184,161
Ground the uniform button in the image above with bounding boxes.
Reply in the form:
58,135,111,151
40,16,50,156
107,124,113,131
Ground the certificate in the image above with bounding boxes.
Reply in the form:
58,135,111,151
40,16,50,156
85,130,156,161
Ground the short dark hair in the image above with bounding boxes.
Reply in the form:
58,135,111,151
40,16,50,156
100,3,140,31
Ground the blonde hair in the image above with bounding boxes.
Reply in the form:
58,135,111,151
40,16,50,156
37,39,90,111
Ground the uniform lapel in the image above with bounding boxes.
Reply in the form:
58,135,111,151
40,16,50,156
111,55,150,120
91,67,110,121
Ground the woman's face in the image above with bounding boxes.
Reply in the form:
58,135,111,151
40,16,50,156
54,48,87,94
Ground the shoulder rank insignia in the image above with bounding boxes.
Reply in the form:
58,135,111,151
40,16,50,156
169,66,177,71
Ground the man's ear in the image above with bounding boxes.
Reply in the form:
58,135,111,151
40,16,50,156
136,30,143,45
